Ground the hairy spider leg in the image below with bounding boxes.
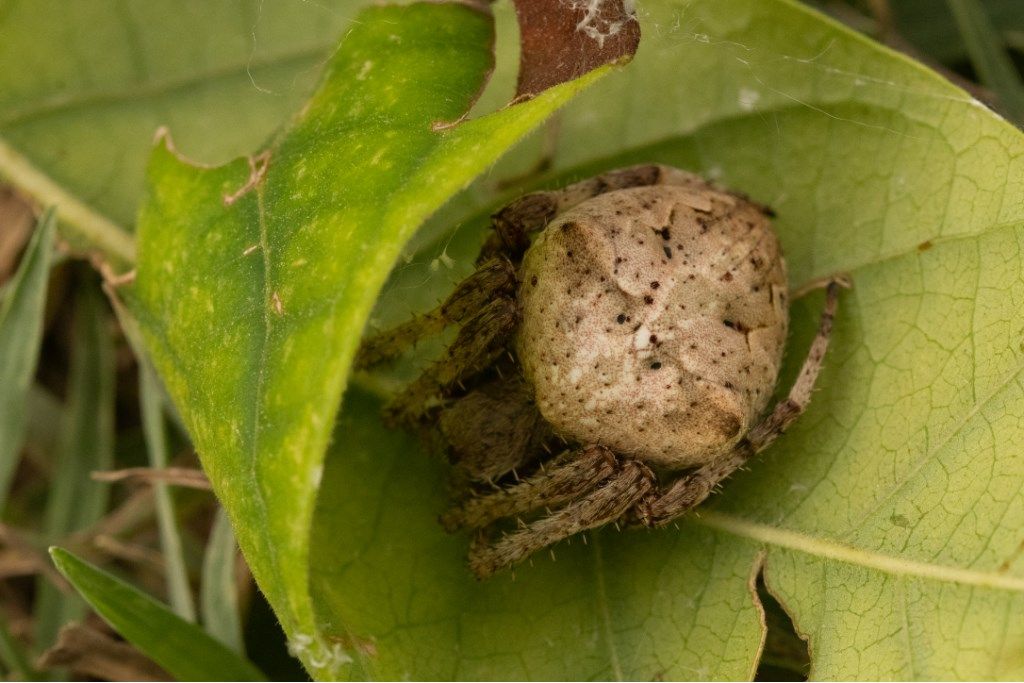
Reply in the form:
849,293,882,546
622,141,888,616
468,458,655,578
439,376,554,483
638,279,844,527
441,444,618,532
384,296,519,426
356,257,517,368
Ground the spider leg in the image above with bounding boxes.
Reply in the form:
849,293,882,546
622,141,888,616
790,272,852,301
384,295,518,426
441,445,618,532
356,257,516,368
469,458,655,579
439,376,553,482
638,279,844,527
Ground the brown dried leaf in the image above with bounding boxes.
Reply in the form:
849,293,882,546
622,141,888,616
90,535,166,572
0,523,70,590
37,623,171,682
513,0,640,98
0,548,44,579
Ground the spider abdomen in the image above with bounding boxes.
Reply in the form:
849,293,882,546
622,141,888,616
516,180,788,470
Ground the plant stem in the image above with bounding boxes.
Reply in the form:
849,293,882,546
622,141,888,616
0,137,136,266
140,362,196,622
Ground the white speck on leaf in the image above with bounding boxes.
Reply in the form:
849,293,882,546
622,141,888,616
738,87,761,110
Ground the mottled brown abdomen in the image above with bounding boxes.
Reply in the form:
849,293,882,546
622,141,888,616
516,178,787,469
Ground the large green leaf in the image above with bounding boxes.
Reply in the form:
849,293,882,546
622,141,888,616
0,1,375,268
50,547,265,681
124,3,607,677
314,0,1024,679
0,0,361,228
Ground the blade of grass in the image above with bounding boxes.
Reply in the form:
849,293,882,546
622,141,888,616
201,508,244,654
139,361,196,622
50,547,265,681
0,208,55,513
0,613,36,680
946,0,1024,122
34,283,114,650
24,385,61,475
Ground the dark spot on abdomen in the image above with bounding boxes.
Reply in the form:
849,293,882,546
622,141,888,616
714,413,742,440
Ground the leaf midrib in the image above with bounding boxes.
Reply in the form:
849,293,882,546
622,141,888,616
694,509,1024,591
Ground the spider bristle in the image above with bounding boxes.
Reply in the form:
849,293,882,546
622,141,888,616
542,443,553,455
549,549,557,562
582,534,589,545
495,365,505,379
512,467,520,482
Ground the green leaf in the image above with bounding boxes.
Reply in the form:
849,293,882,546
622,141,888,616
316,0,1024,679
34,283,114,650
0,1,402,269
0,208,55,513
124,3,607,676
49,547,265,682
0,0,366,256
201,508,244,654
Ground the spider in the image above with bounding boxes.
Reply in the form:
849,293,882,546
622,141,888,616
357,164,846,579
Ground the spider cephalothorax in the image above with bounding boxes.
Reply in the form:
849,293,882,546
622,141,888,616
357,164,845,578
